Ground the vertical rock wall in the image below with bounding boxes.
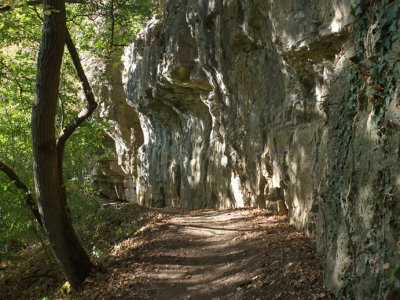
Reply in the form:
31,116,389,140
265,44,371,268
120,0,400,297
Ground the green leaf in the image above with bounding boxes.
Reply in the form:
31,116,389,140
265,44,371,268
391,33,400,42
394,267,400,280
60,281,72,295
386,7,398,22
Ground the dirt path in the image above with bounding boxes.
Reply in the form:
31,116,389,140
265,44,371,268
80,209,329,300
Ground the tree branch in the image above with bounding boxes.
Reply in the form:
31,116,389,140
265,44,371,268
0,60,28,96
59,94,65,130
57,28,98,151
0,161,43,227
56,28,98,205
0,6,12,12
110,0,115,46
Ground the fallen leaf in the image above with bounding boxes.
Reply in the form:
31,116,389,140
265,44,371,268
370,85,384,91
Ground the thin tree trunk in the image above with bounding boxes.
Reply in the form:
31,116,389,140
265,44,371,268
31,0,93,290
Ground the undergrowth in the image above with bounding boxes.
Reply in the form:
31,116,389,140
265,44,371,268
0,196,156,300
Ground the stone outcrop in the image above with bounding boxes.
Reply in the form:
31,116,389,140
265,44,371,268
90,49,144,202
118,0,399,298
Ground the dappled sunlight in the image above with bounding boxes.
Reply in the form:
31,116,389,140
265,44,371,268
330,2,353,33
230,173,246,207
78,209,327,299
122,0,398,297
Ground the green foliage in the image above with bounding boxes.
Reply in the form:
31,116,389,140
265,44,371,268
115,219,141,238
337,1,400,297
0,0,153,257
0,182,36,254
387,263,400,296
0,7,40,254
349,0,399,137
67,0,155,54
60,281,72,295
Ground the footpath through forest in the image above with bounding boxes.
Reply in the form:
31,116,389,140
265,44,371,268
77,209,330,300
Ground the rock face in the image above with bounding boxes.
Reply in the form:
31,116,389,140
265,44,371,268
91,49,144,202
121,0,400,297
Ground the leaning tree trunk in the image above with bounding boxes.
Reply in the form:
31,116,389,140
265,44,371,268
31,0,93,290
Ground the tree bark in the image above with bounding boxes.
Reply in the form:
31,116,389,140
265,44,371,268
31,0,93,290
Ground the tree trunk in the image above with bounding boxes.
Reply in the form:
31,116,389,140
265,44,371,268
31,0,93,290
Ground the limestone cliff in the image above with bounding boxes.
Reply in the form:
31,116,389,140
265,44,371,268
90,49,144,202
100,0,400,298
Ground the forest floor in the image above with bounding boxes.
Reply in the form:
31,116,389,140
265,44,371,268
1,205,331,299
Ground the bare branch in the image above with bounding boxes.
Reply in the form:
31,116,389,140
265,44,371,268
0,60,28,96
59,94,65,130
110,0,115,46
0,161,43,227
31,5,43,21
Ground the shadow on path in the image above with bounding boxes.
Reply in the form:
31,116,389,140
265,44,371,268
80,209,330,300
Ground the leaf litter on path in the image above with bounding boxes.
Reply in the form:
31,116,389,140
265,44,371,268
77,208,331,300
0,206,331,299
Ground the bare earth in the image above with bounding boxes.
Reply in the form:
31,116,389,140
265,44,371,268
79,209,330,300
